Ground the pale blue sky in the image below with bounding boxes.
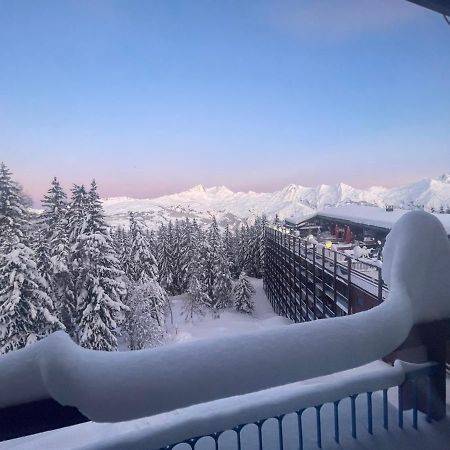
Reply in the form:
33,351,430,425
0,0,449,201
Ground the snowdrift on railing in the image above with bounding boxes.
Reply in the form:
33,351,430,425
0,211,449,423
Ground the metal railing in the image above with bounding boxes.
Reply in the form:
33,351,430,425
161,363,439,450
264,226,388,322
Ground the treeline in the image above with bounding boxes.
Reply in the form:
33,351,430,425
113,211,266,322
114,213,266,300
0,163,267,354
406,201,450,214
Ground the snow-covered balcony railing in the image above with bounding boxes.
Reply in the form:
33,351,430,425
0,211,449,449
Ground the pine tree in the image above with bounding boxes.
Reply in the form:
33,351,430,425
113,227,131,275
258,215,268,276
41,177,67,239
201,216,222,302
212,249,233,310
34,229,53,287
125,279,167,350
0,163,62,353
178,218,193,293
128,212,158,283
240,224,254,276
170,220,184,294
40,178,76,337
157,223,174,293
234,271,255,314
183,275,210,321
0,242,63,353
75,181,128,351
67,184,89,246
0,162,29,246
224,224,238,279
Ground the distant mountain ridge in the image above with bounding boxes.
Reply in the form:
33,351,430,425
102,174,450,229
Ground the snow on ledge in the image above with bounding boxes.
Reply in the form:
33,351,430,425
82,360,408,450
0,211,449,425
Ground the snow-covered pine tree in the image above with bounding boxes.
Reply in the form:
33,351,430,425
234,271,255,314
244,215,266,278
74,181,128,351
238,224,253,276
157,223,174,293
0,241,63,353
34,228,53,288
40,178,77,337
0,163,63,353
258,215,268,277
248,217,261,277
51,219,77,337
41,177,68,239
67,184,89,247
200,216,222,303
125,279,167,350
224,224,238,279
113,227,131,275
208,216,221,252
183,219,202,285
128,212,159,283
170,220,184,294
183,275,210,321
212,248,233,310
0,162,29,246
178,218,193,293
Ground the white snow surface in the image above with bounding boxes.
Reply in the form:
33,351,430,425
0,212,449,429
101,174,450,229
2,275,450,450
287,204,450,235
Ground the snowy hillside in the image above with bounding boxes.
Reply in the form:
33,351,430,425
102,174,450,229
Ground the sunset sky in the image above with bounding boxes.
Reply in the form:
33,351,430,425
1,0,449,201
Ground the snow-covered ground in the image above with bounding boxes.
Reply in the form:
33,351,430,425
2,277,449,450
166,279,290,344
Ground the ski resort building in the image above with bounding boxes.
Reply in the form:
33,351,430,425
285,205,450,243
264,205,450,324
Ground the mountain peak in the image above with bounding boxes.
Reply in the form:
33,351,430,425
206,185,233,196
437,173,450,183
188,184,206,193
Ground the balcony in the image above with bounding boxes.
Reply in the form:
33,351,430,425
0,211,449,450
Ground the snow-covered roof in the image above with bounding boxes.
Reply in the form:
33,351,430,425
287,205,450,235
285,212,318,226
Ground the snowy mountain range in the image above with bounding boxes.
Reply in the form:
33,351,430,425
102,174,450,229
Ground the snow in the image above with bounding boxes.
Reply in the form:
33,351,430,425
101,174,450,229
2,278,449,450
0,211,449,449
288,204,450,235
381,210,450,322
0,212,449,427
168,279,289,343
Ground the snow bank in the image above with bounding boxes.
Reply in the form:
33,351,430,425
0,211,448,424
382,210,450,322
